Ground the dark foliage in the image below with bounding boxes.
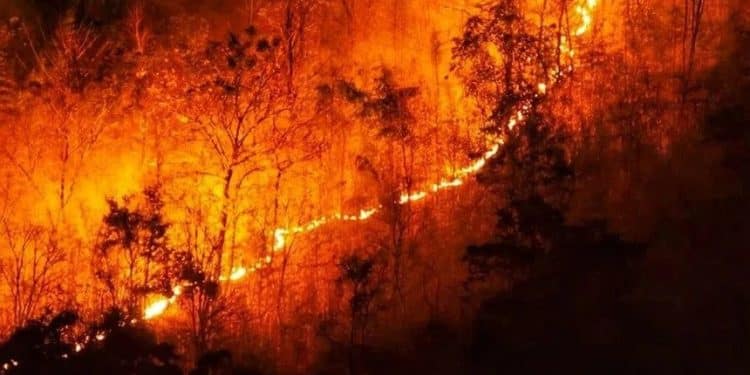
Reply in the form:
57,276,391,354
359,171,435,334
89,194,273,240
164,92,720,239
470,222,645,374
461,7,750,375
0,308,272,375
94,186,217,313
0,308,181,375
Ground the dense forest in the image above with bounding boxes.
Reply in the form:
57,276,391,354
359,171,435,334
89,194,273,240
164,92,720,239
0,0,748,373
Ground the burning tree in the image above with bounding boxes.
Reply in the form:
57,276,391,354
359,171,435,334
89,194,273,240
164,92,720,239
94,186,172,311
452,0,574,285
152,25,309,357
179,27,287,279
93,186,226,356
21,12,116,222
334,69,423,311
452,0,561,126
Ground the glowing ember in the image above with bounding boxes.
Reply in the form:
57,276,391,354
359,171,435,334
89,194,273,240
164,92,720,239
538,82,547,94
232,266,248,279
2,360,17,370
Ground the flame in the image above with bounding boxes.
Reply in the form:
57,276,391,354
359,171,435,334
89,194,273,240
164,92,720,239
357,208,378,220
431,178,463,192
144,298,171,320
574,0,597,36
141,0,599,321
273,228,288,251
142,282,191,319
399,191,428,204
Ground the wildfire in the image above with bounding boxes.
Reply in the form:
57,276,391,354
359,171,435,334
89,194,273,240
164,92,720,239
141,0,599,321
575,0,598,36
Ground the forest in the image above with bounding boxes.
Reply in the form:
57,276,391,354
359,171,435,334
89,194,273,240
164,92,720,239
0,0,748,373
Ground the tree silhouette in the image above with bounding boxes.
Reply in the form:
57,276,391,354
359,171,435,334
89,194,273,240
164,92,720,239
95,186,172,311
0,308,181,375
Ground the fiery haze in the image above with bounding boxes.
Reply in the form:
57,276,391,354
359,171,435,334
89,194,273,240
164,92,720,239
0,0,738,372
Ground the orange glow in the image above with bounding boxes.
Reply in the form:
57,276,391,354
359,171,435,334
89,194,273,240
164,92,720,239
143,298,171,320
399,191,428,204
138,0,600,321
575,0,598,36
538,82,547,95
220,266,248,281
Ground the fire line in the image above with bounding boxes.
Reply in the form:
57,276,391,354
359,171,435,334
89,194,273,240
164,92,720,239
143,0,598,320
